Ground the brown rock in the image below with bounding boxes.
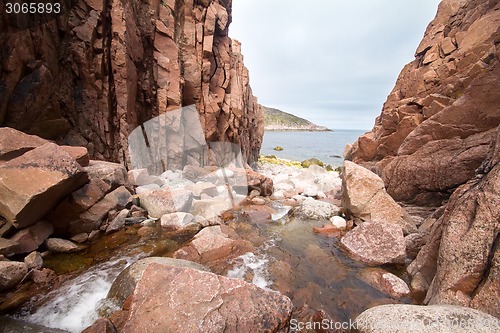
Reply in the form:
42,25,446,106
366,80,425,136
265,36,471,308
24,251,43,270
0,127,48,162
246,169,274,197
0,237,18,255
82,318,117,333
9,221,53,254
105,209,129,234
359,268,411,298
342,161,416,234
0,143,89,228
0,261,28,291
139,188,193,218
69,186,132,235
60,146,90,167
83,161,128,190
45,238,84,253
341,221,406,266
349,0,500,208
409,127,500,318
121,264,292,333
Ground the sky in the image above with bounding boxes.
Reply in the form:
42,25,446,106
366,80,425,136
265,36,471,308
229,0,442,130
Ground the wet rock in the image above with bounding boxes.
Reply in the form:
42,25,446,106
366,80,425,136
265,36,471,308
342,161,416,234
301,158,324,168
8,221,53,254
45,238,84,253
0,316,69,333
341,221,406,266
295,197,340,220
355,304,500,333
24,251,43,270
0,261,28,291
105,209,129,235
121,263,292,333
160,212,196,230
82,318,117,333
84,161,128,190
0,143,88,229
173,225,254,266
108,257,210,308
139,188,193,218
359,268,411,298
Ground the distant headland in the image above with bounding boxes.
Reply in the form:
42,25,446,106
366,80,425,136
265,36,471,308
264,106,331,131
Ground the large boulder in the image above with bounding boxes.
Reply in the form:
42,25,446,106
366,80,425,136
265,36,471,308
355,304,500,333
0,143,89,229
107,257,209,308
342,161,416,234
408,126,500,318
294,197,340,220
9,221,54,254
83,161,128,190
120,263,293,333
341,221,406,266
0,127,48,162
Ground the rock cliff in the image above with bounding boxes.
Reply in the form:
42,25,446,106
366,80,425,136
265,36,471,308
0,0,263,167
348,0,500,206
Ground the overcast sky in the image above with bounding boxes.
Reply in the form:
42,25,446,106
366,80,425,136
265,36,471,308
229,0,441,130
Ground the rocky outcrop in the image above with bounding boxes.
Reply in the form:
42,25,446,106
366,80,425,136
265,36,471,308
348,0,500,206
264,106,330,131
408,126,500,318
0,0,263,166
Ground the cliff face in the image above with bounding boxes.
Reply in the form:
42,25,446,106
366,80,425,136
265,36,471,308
0,0,263,167
349,0,500,206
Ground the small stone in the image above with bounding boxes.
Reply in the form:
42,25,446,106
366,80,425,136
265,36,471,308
106,209,130,234
303,187,318,197
330,216,347,229
251,197,266,205
71,233,89,243
135,184,161,194
24,251,43,270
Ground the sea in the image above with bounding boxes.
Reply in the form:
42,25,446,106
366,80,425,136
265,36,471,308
260,130,367,167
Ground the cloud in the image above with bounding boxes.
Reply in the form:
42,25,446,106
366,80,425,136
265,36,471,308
230,0,441,129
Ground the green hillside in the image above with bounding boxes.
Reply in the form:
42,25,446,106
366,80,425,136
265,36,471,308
263,107,330,131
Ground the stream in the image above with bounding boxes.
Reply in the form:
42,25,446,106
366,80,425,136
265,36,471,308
12,207,415,332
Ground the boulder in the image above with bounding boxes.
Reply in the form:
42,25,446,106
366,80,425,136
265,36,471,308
173,225,254,265
0,261,28,291
45,238,84,253
189,197,231,221
342,161,416,234
0,238,18,255
83,160,128,190
359,268,411,298
341,221,406,266
69,186,132,235
0,143,89,229
246,169,273,196
24,251,43,270
0,127,48,162
60,146,90,167
9,220,54,254
121,264,293,333
160,212,196,230
139,188,193,218
108,257,210,308
355,304,500,333
82,318,117,333
295,197,340,220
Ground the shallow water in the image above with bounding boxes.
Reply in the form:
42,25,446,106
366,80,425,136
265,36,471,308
15,210,415,331
261,130,367,166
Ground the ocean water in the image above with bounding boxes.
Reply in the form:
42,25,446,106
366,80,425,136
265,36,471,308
260,130,367,166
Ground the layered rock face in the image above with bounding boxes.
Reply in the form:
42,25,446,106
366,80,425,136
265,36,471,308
408,126,500,318
349,0,500,206
0,0,263,166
